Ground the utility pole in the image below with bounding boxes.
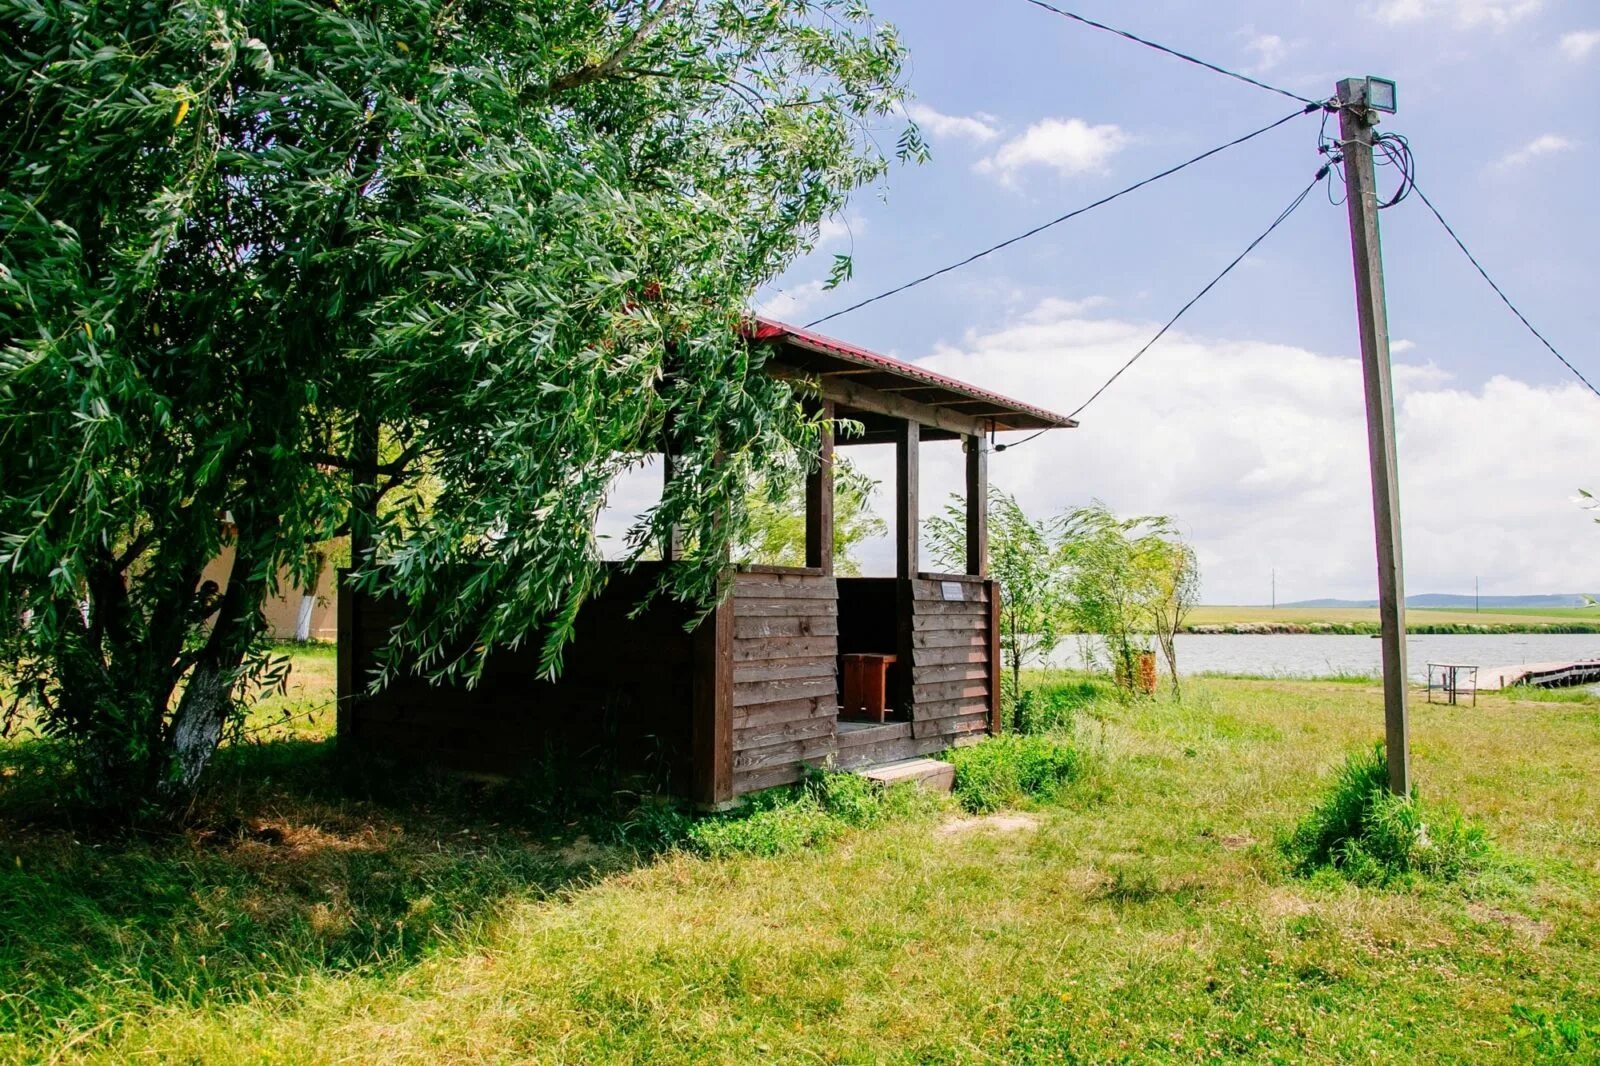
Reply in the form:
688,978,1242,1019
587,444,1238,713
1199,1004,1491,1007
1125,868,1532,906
1337,76,1410,795
1271,568,1276,610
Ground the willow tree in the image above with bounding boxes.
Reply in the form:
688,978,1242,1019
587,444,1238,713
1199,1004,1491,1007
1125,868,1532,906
0,0,918,807
1143,536,1200,698
1063,502,1196,697
927,487,1072,718
735,458,886,575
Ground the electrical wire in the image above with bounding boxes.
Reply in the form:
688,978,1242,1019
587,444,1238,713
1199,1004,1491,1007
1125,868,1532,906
1062,168,1328,423
1318,102,1414,209
1317,105,1349,206
804,104,1320,329
996,169,1327,454
1020,0,1322,106
1372,132,1415,208
1410,180,1600,401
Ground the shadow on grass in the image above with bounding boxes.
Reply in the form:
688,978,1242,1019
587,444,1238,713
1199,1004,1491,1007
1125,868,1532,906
0,734,681,1045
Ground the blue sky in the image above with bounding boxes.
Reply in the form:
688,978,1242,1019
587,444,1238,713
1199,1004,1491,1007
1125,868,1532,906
745,0,1600,603
774,0,1599,383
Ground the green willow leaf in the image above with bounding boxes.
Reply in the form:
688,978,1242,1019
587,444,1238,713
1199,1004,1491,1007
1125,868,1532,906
0,0,916,808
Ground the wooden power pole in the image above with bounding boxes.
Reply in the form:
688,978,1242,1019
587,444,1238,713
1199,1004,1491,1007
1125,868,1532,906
1337,77,1410,795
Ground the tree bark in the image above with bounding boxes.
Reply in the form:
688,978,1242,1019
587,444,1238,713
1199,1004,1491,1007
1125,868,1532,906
162,543,267,797
168,657,233,791
1159,631,1181,701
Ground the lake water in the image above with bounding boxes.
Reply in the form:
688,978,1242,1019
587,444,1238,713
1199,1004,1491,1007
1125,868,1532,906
1049,633,1600,681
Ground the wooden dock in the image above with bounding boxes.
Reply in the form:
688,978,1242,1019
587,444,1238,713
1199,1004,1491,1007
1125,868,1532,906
1474,660,1600,691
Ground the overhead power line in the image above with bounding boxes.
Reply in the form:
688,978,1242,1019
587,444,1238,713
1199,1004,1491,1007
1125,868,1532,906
1038,169,1323,436
1020,0,1321,106
805,104,1319,329
1409,181,1600,401
996,170,1327,453
1066,170,1325,420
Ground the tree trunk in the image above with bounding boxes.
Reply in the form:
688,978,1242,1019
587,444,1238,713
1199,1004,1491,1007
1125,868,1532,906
167,658,233,792
1159,632,1181,701
160,547,267,799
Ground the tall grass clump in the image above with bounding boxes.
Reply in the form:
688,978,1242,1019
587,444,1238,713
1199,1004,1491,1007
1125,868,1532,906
944,735,1083,814
1509,1005,1600,1058
1285,744,1491,887
686,769,944,858
1005,670,1117,736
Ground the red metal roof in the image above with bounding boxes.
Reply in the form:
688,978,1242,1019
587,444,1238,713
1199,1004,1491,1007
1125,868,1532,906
747,317,1077,433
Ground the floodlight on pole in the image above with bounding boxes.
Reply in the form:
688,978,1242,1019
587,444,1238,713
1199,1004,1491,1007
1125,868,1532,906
1365,76,1398,114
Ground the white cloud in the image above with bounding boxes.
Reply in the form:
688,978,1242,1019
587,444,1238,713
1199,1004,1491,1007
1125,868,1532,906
755,280,827,322
905,102,1000,144
975,118,1130,183
1242,33,1288,73
817,213,864,247
1390,339,1417,354
1561,30,1600,60
1369,0,1541,28
1022,296,1112,320
1499,133,1577,170
840,300,1600,602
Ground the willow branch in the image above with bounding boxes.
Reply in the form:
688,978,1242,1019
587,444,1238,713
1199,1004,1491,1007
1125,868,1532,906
537,0,680,99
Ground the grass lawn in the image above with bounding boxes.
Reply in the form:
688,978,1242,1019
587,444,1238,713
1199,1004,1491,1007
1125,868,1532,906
3,652,1599,1062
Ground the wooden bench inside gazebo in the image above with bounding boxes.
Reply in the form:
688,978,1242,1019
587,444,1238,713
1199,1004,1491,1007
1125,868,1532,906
338,317,1075,807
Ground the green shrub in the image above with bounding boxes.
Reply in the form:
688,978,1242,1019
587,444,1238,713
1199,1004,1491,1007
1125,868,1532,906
1287,743,1389,868
606,801,695,853
808,768,885,828
687,795,837,858
1004,672,1114,736
685,769,943,858
944,735,1083,814
1285,744,1492,886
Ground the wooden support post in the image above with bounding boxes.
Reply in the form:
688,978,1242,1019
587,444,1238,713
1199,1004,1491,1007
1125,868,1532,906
1338,76,1410,796
338,413,379,745
965,433,988,577
661,448,684,562
348,414,379,570
335,568,357,745
691,589,734,808
895,418,920,579
892,418,921,719
806,402,835,574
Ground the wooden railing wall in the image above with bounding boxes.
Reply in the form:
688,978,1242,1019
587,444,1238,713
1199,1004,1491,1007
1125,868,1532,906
729,568,840,795
907,575,997,744
339,565,696,784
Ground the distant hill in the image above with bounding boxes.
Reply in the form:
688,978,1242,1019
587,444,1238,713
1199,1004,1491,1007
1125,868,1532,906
1284,594,1597,609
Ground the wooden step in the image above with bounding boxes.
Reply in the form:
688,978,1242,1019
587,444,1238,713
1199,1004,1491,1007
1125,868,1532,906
857,757,955,793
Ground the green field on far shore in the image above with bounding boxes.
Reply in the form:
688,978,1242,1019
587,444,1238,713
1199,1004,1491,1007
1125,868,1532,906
1188,605,1600,634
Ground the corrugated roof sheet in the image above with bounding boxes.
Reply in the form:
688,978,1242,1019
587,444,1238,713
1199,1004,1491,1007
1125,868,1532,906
748,316,1077,432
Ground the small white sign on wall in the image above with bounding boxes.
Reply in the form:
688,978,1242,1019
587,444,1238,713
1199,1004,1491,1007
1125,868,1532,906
940,581,965,602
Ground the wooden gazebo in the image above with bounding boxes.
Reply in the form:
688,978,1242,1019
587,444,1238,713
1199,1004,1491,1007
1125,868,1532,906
338,318,1075,807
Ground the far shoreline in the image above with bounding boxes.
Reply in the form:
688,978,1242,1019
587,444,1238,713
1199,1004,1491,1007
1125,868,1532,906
1182,621,1600,635
1184,604,1600,636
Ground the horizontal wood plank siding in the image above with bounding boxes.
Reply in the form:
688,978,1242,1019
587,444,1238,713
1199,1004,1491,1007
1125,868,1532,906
343,564,696,786
730,570,840,794
908,576,995,742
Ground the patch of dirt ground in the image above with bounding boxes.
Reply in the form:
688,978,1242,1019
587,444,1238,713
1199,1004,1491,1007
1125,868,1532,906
1467,902,1553,943
937,812,1041,836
